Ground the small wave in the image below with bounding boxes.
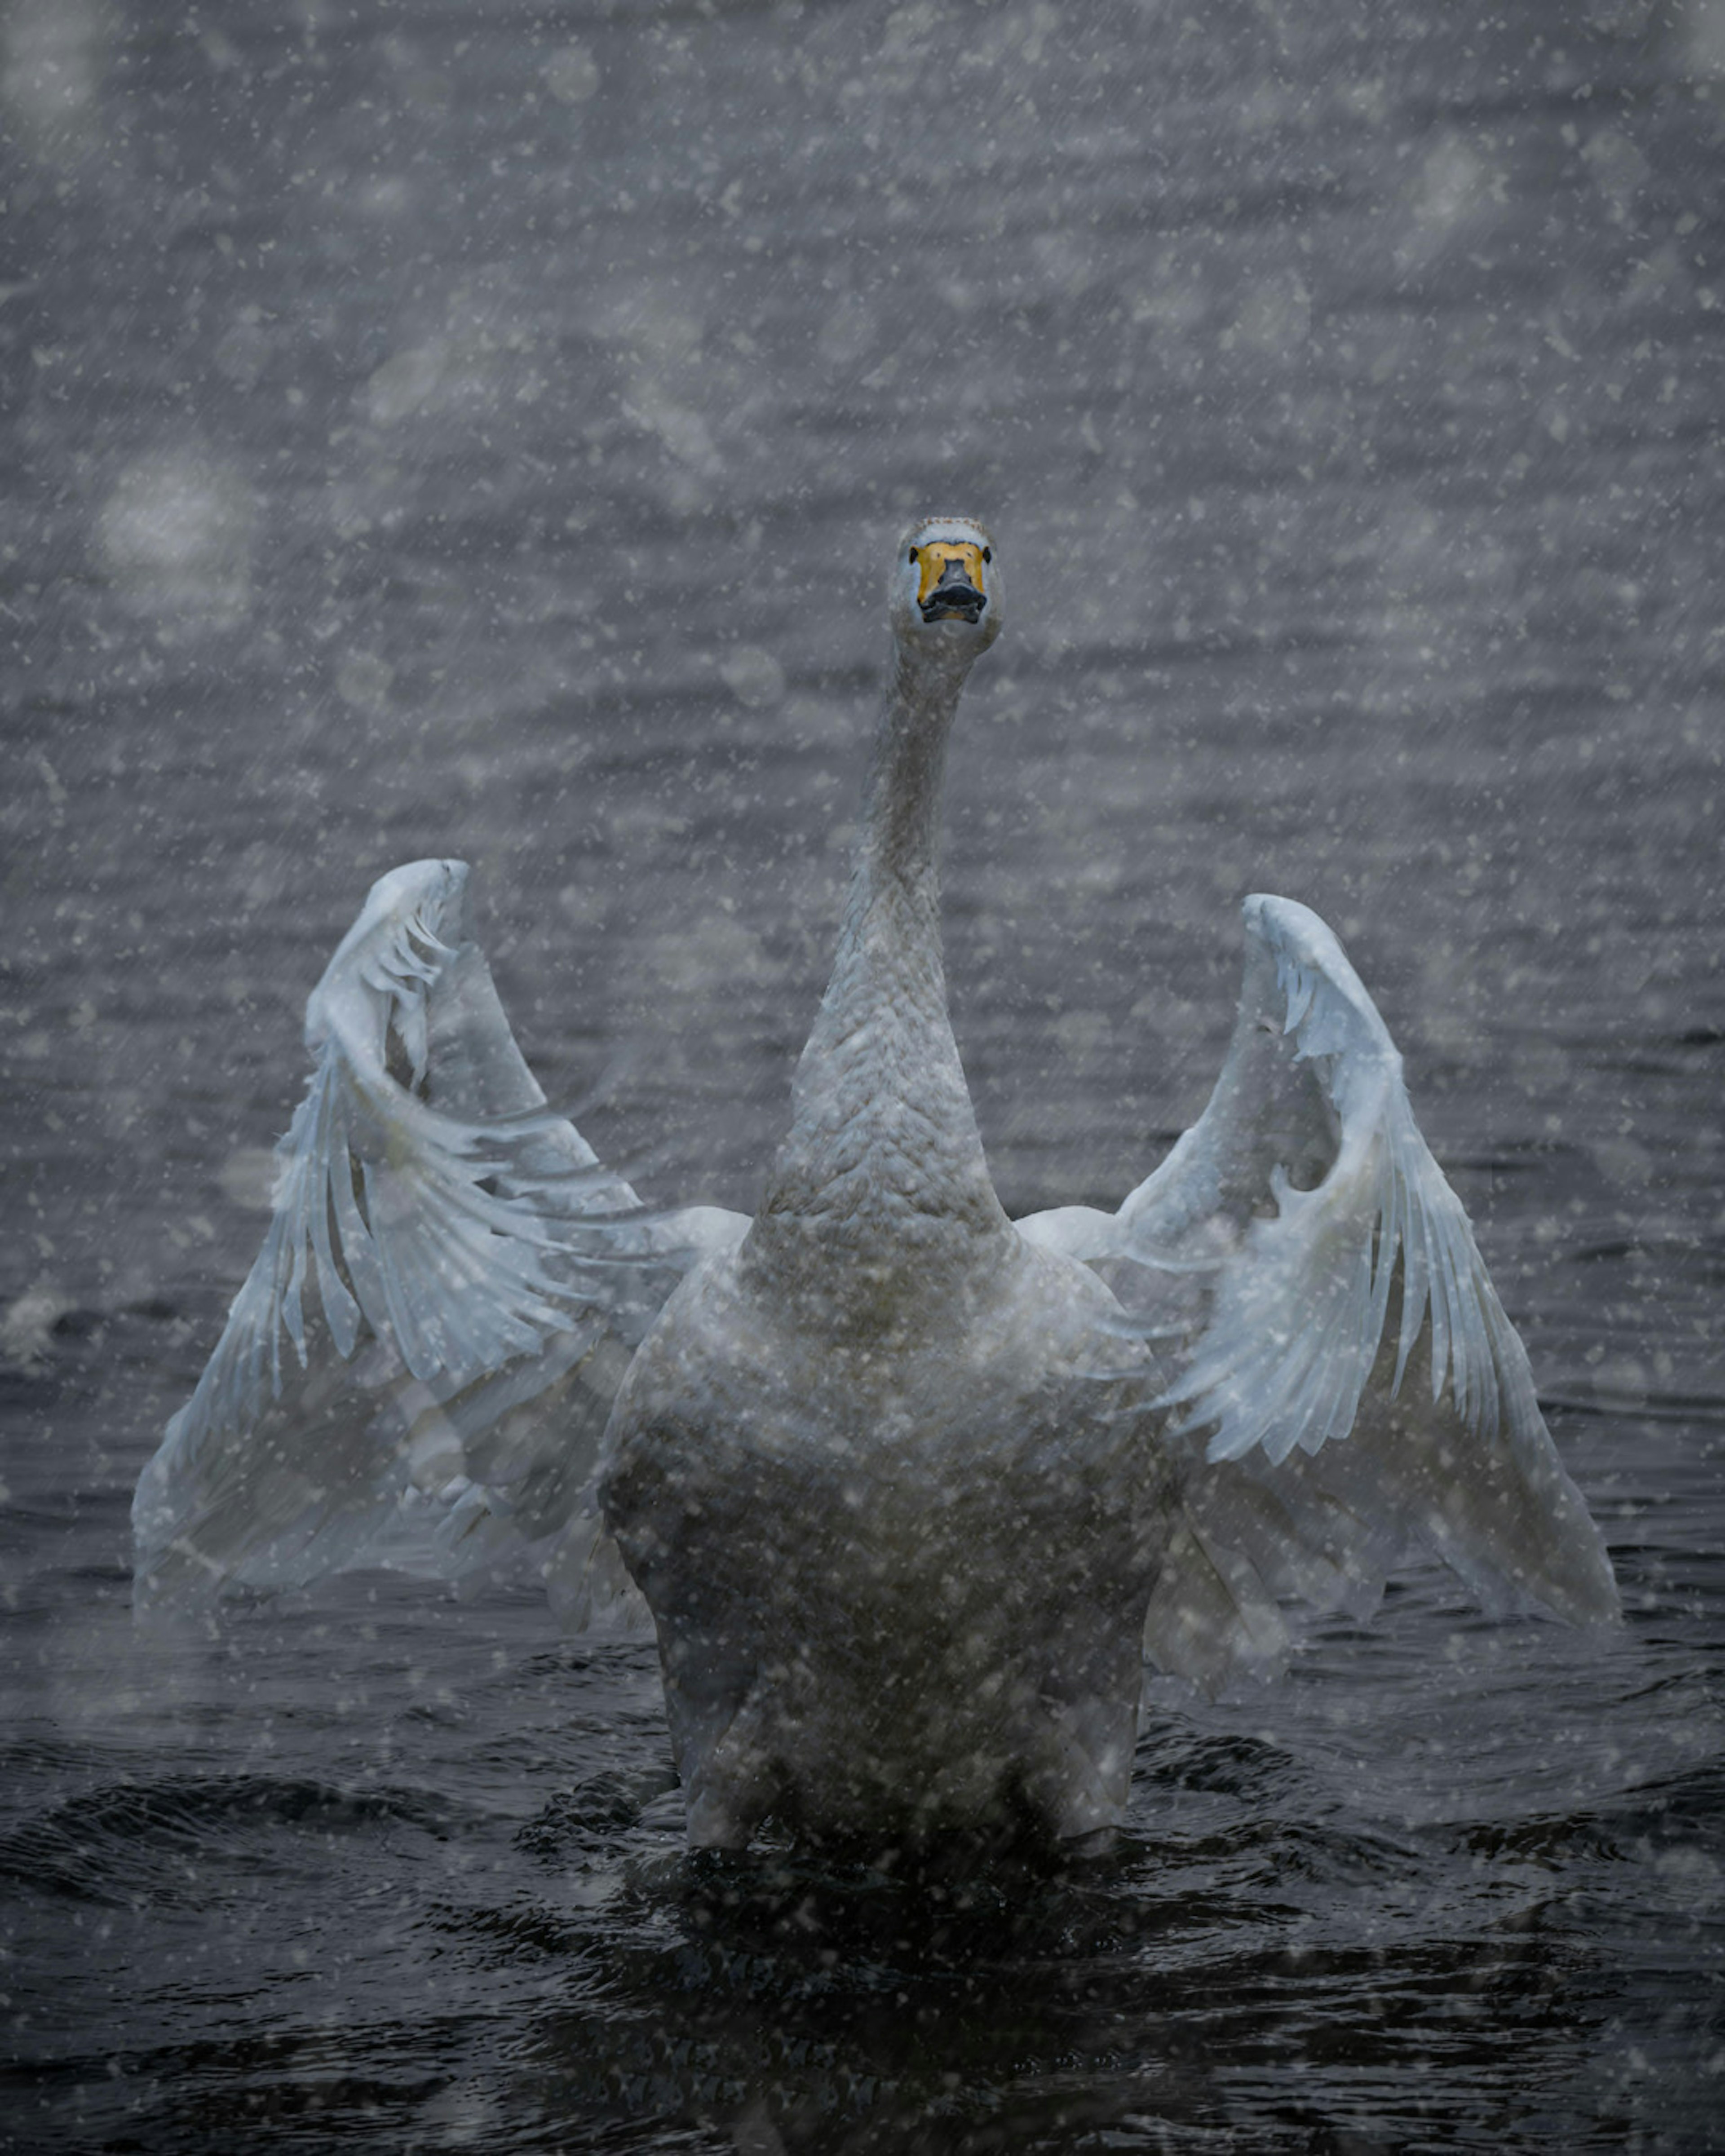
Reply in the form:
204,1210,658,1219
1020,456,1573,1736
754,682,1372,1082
1445,1762,1725,1889
515,1767,681,1859
1597,1759,1725,1852
0,1774,463,1909
1136,1723,1300,1800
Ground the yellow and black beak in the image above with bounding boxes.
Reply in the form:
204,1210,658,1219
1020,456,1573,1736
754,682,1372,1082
912,540,990,625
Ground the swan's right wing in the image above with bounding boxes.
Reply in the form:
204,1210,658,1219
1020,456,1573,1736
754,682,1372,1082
1025,894,1617,1684
133,860,748,1619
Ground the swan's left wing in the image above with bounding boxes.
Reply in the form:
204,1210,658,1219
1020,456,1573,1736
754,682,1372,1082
1019,893,1617,1679
133,860,748,1618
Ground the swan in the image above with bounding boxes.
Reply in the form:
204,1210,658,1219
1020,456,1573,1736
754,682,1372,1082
133,515,1618,1850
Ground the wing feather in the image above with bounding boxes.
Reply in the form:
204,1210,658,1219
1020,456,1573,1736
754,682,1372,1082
132,860,745,1619
1089,892,1617,1661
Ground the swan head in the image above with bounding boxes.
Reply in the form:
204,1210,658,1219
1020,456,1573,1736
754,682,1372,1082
889,514,1003,666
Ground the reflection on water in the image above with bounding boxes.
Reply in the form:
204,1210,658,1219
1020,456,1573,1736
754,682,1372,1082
3,0,1722,2147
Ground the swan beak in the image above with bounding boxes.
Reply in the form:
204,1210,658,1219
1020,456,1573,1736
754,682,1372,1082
916,542,989,624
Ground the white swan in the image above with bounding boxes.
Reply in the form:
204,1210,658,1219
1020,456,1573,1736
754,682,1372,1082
133,516,1618,1849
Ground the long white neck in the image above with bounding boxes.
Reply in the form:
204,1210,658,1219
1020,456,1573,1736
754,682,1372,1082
745,636,1009,1309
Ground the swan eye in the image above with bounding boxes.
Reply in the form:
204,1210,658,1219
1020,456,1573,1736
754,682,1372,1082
981,548,992,564
908,548,919,564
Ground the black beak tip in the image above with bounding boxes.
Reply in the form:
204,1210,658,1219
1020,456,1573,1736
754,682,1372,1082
920,587,987,624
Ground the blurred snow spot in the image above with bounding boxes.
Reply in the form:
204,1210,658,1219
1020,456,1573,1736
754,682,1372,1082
35,754,66,819
543,42,600,104
646,911,769,996
367,340,449,424
1625,241,1683,304
1,1284,75,1371
883,4,938,54
404,1421,464,1494
1590,1136,1654,1189
214,314,272,390
783,689,849,749
1054,1010,1110,1069
1229,271,1310,354
364,300,540,426
1030,232,1097,300
336,649,396,710
558,882,611,931
718,647,786,710
1681,0,1725,75
1337,77,1389,124
217,1147,278,1214
662,466,715,521
1581,129,1649,216
1128,274,1207,338
326,481,375,540
1592,1356,1649,1409
1362,501,1450,649
1016,1,1061,66
413,2080,501,2141
623,387,721,476
730,2102,789,2156
818,295,878,369
198,24,240,71
2,0,108,161
1397,136,1496,273
590,289,704,379
1421,137,1491,224
96,450,257,628
358,175,414,219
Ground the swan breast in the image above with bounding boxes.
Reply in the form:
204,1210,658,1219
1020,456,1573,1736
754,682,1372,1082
599,1236,1171,1842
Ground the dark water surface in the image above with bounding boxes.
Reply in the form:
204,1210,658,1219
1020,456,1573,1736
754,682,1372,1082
4,0,1723,2147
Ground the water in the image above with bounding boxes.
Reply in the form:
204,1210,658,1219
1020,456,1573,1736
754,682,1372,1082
3,0,1723,2146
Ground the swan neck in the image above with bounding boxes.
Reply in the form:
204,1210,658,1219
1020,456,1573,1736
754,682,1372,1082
859,644,964,897
747,638,1008,1305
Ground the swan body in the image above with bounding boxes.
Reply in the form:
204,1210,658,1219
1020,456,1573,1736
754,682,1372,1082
134,516,1618,1851
605,1229,1166,1844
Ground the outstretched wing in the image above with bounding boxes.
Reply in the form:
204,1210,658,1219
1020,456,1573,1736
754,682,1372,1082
1019,893,1617,1682
133,859,748,1619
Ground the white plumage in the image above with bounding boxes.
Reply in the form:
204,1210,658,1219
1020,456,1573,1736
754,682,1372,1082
134,517,1617,1850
